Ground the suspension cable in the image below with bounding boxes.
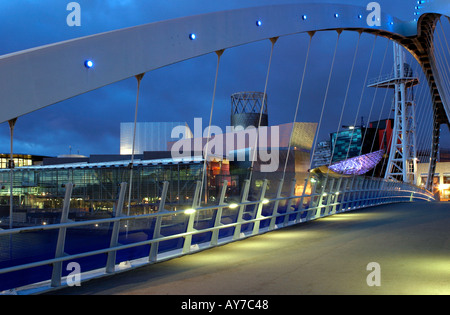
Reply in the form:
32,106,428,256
248,37,278,184
309,31,341,170
359,35,389,159
328,31,363,168
281,32,314,181
368,38,392,159
127,73,145,216
199,50,224,205
341,30,377,171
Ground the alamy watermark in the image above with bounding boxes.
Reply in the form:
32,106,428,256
366,262,381,287
170,118,280,173
367,2,381,27
66,262,81,286
66,2,81,27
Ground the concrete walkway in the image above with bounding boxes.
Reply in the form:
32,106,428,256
46,201,450,295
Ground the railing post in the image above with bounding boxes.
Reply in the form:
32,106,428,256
269,178,284,230
51,182,73,287
347,176,356,210
148,181,169,263
330,177,342,215
324,177,335,216
315,176,329,219
367,178,372,204
105,182,127,274
338,177,349,212
182,181,201,254
252,179,268,235
367,179,374,205
295,177,309,223
375,178,382,205
356,178,365,208
210,180,228,246
306,179,318,220
233,179,250,240
283,178,296,226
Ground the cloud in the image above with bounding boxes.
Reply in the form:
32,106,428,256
0,0,448,159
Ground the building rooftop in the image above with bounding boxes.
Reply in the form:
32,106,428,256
1,155,204,171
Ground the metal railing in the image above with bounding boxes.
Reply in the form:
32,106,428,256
0,175,434,293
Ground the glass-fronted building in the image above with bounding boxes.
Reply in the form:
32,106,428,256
120,122,193,154
0,154,47,169
0,157,210,225
0,122,316,227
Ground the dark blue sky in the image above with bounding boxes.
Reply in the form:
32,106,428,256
0,0,447,157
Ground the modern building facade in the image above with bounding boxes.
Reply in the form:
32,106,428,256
318,118,394,176
120,122,193,154
168,122,317,198
330,126,378,163
417,161,450,201
0,154,48,169
311,140,332,168
0,156,206,226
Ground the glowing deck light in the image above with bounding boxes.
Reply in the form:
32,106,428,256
262,199,270,204
256,20,262,26
229,203,239,209
189,33,196,40
185,208,196,214
84,60,94,68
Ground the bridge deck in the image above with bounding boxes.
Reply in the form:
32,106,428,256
45,202,449,295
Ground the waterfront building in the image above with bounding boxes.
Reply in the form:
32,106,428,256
120,122,193,154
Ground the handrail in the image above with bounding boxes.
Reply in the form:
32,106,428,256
0,175,434,293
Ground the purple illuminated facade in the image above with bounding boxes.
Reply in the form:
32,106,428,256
328,150,384,175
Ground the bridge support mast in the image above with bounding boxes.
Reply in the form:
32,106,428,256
369,43,418,184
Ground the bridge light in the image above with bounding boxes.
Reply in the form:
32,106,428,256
229,203,239,209
84,60,94,68
185,208,196,214
262,198,270,204
256,20,262,26
189,33,196,40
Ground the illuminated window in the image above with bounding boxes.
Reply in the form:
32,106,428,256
443,175,450,184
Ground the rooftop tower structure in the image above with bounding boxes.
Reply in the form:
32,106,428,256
231,92,268,130
368,43,419,184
